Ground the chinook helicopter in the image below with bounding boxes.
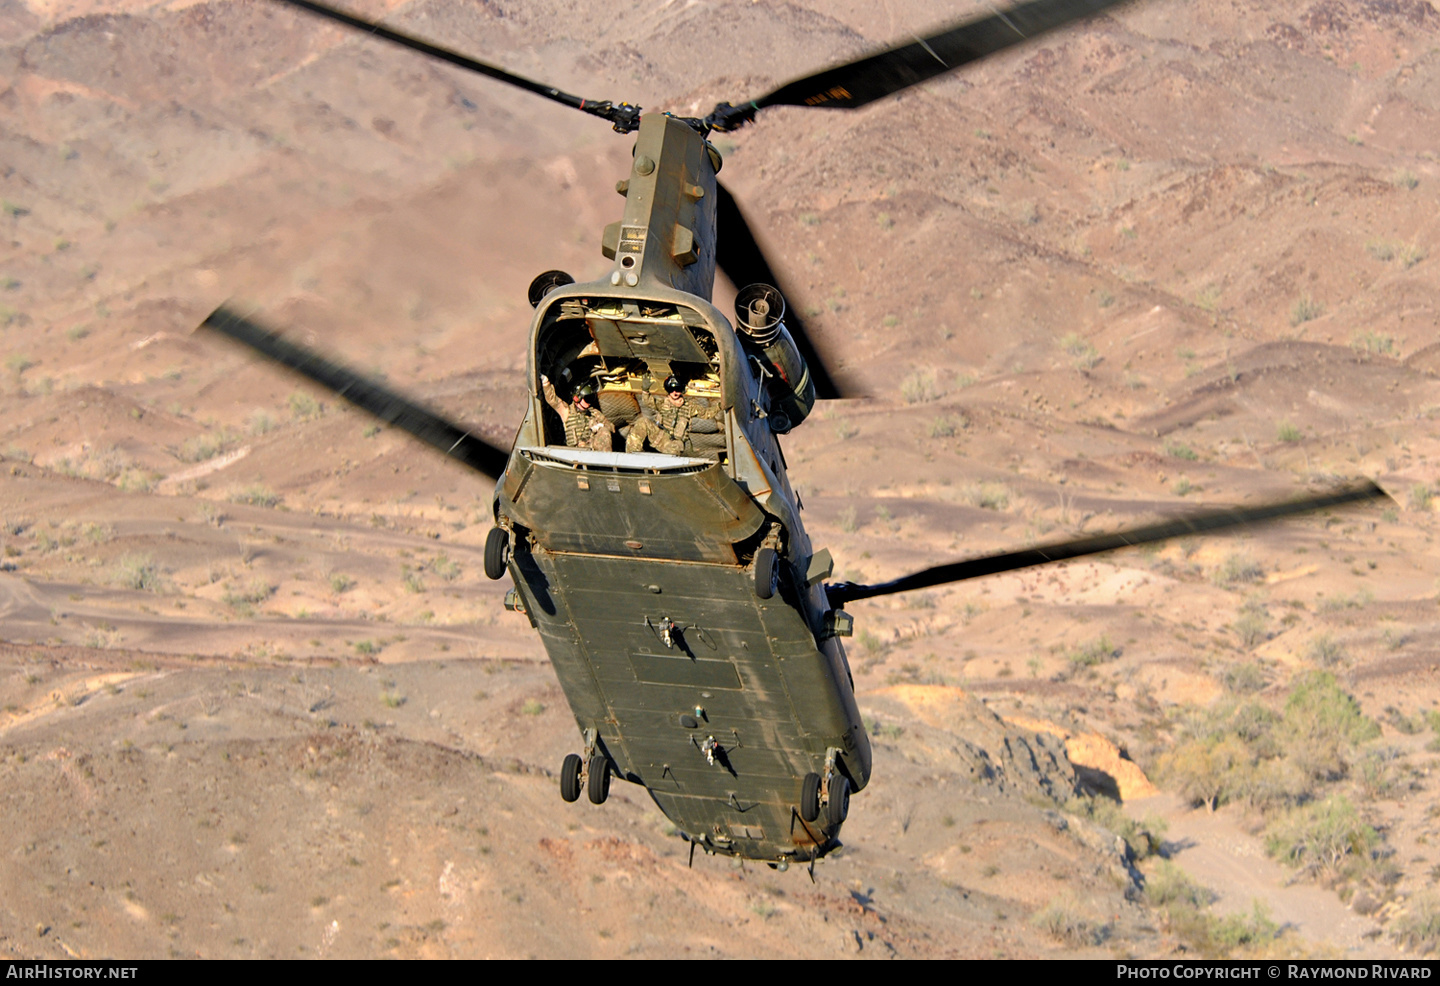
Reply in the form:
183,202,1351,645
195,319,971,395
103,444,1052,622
200,0,1388,870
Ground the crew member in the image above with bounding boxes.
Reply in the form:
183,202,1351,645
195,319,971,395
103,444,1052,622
541,374,615,451
626,375,720,456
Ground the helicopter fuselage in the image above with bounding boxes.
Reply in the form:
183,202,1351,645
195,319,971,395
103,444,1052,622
492,113,870,864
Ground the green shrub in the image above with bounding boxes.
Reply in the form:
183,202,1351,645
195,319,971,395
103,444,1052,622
1210,902,1281,953
1276,420,1302,443
1282,671,1379,781
1067,636,1118,668
1264,795,1377,877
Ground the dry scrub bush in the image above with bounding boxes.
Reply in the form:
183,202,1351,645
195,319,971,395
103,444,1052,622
1390,895,1440,954
1212,553,1263,587
228,484,279,508
961,482,1011,511
178,429,239,463
1222,660,1268,694
1305,633,1345,667
113,554,163,592
1030,897,1107,948
1059,332,1099,370
900,371,940,404
1289,295,1323,326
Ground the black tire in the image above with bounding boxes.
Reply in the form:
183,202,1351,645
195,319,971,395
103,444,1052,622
754,547,778,600
800,772,822,823
559,753,583,803
826,773,850,826
587,754,610,805
484,527,509,580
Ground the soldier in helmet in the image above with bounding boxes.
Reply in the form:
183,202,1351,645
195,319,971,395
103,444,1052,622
541,374,615,451
626,374,721,456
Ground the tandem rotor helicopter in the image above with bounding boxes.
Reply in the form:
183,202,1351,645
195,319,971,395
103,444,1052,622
201,0,1387,871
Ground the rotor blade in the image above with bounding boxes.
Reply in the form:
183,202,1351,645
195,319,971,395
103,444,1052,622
826,481,1390,605
200,305,510,480
759,0,1129,113
273,0,641,132
714,181,850,400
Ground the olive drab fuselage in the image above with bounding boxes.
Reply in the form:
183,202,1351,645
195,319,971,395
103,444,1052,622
491,113,869,864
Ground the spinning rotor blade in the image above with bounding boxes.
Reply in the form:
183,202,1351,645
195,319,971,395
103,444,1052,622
273,0,641,132
201,306,510,480
826,481,1390,606
709,0,1130,130
715,182,850,400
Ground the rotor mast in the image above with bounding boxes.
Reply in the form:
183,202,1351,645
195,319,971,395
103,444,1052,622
602,115,720,301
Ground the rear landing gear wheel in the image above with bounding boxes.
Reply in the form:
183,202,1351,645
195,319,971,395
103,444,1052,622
587,754,610,805
754,547,778,600
799,772,822,823
559,753,583,803
826,773,850,826
484,527,509,580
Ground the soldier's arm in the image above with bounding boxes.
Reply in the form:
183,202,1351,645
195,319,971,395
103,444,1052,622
540,375,568,419
693,396,723,421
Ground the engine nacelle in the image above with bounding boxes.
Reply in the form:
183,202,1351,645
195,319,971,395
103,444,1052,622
734,283,815,434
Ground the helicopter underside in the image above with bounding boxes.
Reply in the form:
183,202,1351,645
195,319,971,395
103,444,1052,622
501,452,870,864
514,549,866,862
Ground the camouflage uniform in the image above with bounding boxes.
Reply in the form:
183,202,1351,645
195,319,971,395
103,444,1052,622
626,393,721,456
542,376,614,452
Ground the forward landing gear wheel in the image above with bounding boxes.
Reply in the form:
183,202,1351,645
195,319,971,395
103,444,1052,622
754,547,778,600
800,772,822,823
587,754,610,805
483,527,509,580
559,753,583,803
826,773,850,826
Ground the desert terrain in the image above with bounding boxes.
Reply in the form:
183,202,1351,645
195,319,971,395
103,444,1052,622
2,0,1440,959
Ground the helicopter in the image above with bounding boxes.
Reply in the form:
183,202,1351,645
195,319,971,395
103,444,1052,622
199,0,1389,870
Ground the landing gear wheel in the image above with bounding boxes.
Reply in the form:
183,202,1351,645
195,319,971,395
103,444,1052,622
754,547,778,600
559,753,583,803
826,773,850,826
800,772,822,823
586,754,610,805
483,527,509,580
